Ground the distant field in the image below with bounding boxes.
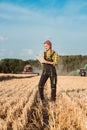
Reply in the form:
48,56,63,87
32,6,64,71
0,74,87,130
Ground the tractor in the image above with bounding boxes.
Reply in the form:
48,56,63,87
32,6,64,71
79,68,86,76
78,64,87,76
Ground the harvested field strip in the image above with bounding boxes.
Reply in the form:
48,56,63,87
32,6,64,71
0,75,87,130
24,89,87,130
0,76,39,130
44,77,87,130
24,77,87,130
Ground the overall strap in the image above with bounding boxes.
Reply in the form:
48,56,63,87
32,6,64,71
50,51,55,59
44,52,46,60
44,51,55,60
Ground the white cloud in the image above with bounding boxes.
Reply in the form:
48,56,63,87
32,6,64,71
0,49,6,56
0,49,13,58
0,1,87,57
0,3,42,22
20,49,33,56
0,1,87,26
0,35,8,41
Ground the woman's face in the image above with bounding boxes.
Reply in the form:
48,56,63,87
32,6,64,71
44,43,51,51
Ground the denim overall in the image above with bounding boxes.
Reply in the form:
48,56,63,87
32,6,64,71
38,51,57,101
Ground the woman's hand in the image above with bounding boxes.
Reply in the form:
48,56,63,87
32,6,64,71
43,60,53,65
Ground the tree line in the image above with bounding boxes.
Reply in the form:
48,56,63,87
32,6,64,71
58,55,87,75
0,59,40,73
0,55,87,75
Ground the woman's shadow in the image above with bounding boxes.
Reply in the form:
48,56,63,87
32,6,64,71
41,100,49,130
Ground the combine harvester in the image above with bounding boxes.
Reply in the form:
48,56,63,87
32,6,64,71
22,64,39,75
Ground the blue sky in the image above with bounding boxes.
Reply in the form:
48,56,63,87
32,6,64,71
0,0,87,60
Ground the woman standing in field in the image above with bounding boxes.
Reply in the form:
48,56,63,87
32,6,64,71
38,40,58,103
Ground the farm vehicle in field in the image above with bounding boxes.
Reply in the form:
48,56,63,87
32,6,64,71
22,64,39,75
22,65,32,73
79,68,86,76
77,64,87,76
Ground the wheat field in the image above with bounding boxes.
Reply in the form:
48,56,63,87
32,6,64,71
0,74,87,130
